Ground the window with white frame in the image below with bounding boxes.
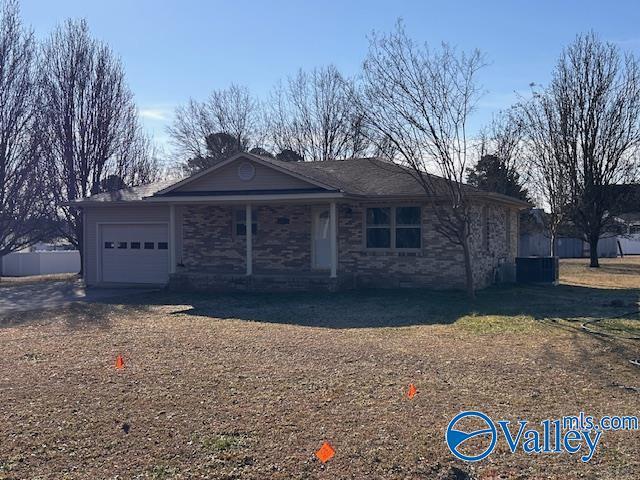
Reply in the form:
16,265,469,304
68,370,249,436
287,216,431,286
365,206,421,249
235,209,258,236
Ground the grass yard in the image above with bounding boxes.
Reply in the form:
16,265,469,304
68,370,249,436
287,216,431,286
0,273,78,289
0,259,639,479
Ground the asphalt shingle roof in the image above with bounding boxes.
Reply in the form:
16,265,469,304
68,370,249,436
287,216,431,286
259,156,423,195
76,179,176,202
259,156,479,197
73,154,529,207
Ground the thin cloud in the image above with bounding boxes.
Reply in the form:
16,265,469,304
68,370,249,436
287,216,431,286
140,108,170,121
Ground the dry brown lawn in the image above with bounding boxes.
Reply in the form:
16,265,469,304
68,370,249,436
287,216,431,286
0,273,78,289
561,256,640,289
0,259,638,479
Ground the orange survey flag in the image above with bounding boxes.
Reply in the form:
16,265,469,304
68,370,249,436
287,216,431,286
115,354,124,369
315,441,335,463
407,383,417,399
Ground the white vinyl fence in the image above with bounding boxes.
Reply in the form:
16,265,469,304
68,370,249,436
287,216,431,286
618,234,640,255
1,251,80,276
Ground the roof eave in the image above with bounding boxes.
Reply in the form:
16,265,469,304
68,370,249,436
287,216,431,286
341,192,532,208
142,192,347,203
470,192,532,209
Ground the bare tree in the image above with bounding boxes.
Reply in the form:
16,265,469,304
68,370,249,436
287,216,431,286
353,22,485,298
517,91,570,256
268,65,370,161
521,33,640,266
0,0,50,258
468,110,530,201
115,128,161,186
40,19,156,273
477,109,525,172
168,84,264,164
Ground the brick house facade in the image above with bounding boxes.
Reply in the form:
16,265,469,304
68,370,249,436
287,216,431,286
75,153,528,291
174,200,519,291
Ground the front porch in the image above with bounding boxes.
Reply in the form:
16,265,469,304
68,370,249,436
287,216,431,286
167,201,342,291
169,270,356,292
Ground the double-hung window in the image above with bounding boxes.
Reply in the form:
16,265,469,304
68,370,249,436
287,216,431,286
366,206,421,250
366,207,391,248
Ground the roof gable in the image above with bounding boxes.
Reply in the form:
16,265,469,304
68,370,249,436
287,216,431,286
156,153,338,196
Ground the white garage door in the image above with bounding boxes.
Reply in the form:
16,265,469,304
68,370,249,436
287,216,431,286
100,224,169,284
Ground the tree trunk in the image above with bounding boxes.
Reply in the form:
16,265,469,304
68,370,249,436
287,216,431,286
550,230,557,257
461,237,476,300
589,235,600,268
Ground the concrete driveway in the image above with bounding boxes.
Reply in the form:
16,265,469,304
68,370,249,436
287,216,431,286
0,280,155,314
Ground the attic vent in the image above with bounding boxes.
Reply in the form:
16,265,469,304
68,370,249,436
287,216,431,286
237,162,255,181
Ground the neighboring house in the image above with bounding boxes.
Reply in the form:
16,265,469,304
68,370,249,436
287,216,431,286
20,240,76,253
69,153,529,291
616,213,640,255
519,209,619,258
519,184,640,258
608,184,640,255
0,239,80,277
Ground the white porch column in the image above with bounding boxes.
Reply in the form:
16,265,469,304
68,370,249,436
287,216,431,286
330,201,337,278
169,204,176,274
246,204,253,276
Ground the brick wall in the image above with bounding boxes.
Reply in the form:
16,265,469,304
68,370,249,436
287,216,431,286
338,201,520,290
182,204,312,274
252,205,312,272
466,203,519,288
182,205,245,273
180,200,520,290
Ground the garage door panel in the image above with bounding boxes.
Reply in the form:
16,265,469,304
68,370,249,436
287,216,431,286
100,224,169,284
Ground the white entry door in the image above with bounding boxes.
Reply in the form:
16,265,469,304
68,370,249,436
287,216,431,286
312,208,331,270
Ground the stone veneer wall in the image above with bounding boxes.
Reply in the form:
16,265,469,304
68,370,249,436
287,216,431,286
180,201,520,290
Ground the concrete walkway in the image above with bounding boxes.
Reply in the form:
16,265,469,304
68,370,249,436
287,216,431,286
0,280,155,314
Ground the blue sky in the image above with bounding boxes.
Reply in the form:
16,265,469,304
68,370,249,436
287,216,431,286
20,0,640,153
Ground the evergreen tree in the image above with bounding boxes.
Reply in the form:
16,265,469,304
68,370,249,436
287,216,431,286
467,154,530,202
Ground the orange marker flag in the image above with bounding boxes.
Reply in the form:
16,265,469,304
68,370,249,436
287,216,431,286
115,354,124,369
315,441,335,463
407,383,417,399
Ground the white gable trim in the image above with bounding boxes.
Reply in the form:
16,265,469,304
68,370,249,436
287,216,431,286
155,152,339,196
142,192,346,203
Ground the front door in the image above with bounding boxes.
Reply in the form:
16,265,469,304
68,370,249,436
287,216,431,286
312,208,331,269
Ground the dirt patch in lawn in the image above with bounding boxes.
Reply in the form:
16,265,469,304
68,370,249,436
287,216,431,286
0,265,639,479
